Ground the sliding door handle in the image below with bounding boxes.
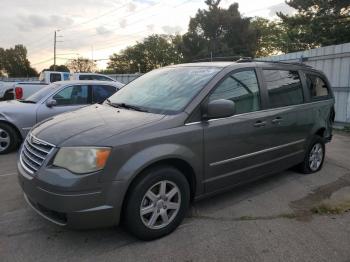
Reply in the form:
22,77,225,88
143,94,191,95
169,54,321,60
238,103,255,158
272,117,283,124
253,120,266,127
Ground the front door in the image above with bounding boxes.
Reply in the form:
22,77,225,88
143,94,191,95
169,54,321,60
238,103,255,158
36,84,91,122
203,69,278,193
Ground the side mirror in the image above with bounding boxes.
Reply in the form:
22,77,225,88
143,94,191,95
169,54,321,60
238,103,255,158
46,99,57,107
203,99,236,120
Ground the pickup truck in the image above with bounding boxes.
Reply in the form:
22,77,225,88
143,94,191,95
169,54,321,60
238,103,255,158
13,71,117,100
0,82,16,101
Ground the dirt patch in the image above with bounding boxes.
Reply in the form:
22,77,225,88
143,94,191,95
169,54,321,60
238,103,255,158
289,175,350,221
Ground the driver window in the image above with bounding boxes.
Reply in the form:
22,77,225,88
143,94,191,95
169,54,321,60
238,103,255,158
209,70,260,114
52,85,90,106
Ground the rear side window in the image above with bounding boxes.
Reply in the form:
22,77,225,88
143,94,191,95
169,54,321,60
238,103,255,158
79,75,93,80
50,73,61,83
95,75,113,81
92,85,117,103
209,70,260,114
263,70,303,108
306,74,329,99
53,85,90,106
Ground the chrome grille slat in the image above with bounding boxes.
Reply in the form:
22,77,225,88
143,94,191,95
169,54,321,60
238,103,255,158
23,142,45,160
21,154,39,171
20,134,55,175
22,148,42,166
26,141,51,154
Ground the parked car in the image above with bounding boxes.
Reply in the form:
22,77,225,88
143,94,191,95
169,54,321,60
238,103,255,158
18,61,335,240
0,80,123,154
71,73,116,82
13,71,120,100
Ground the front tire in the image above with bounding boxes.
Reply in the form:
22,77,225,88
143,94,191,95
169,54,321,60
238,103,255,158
298,136,325,174
124,166,190,240
0,123,20,154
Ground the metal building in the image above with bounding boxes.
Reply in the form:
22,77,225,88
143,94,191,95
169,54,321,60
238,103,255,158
260,43,350,125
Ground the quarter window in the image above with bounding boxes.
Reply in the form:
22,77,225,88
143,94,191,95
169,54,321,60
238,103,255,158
306,74,329,99
50,73,61,83
209,70,260,114
263,70,303,108
53,85,90,106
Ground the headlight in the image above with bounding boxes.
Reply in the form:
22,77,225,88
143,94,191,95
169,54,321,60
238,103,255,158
53,147,111,174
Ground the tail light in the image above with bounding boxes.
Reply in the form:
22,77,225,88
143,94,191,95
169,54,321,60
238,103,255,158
15,87,23,100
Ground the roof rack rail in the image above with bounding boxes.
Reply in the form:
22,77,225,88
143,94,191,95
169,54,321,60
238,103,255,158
236,57,312,68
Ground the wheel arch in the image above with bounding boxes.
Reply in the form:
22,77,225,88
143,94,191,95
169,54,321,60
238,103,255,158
0,120,23,141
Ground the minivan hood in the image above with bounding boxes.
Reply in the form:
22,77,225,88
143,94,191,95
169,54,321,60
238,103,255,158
32,104,165,146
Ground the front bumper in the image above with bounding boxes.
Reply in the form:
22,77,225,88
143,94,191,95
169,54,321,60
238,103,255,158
18,161,127,229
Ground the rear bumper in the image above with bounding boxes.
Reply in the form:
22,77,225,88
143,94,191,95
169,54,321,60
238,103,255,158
18,163,127,229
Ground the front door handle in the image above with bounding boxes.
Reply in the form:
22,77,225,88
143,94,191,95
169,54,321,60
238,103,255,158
272,117,283,124
253,120,266,127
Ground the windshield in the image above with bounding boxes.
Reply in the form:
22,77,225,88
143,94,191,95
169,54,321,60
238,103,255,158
25,83,62,102
107,66,221,114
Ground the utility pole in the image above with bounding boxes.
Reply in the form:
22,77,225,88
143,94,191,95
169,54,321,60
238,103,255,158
53,29,63,71
54,30,57,71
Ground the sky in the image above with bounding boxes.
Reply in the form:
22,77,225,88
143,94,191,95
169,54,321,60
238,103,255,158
0,0,294,72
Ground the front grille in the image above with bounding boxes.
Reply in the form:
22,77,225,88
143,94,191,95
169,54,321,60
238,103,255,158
20,134,55,174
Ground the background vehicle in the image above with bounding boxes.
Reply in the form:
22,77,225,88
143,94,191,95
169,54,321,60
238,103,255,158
0,81,15,101
17,61,334,240
0,80,123,154
71,73,116,81
13,72,120,100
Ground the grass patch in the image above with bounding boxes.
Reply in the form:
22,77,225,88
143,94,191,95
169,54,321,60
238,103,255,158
311,202,350,215
239,215,255,220
278,213,298,219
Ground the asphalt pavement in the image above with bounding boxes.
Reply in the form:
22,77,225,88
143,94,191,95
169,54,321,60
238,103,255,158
1,132,350,262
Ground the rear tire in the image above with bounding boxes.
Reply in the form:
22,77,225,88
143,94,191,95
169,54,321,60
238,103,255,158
0,123,20,154
123,165,190,240
298,135,325,174
4,90,14,100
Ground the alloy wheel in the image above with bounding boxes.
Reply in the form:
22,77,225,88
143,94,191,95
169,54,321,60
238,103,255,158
140,180,181,230
0,128,10,153
309,143,324,171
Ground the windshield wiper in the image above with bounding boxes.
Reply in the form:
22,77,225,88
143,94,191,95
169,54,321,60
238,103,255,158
105,98,119,108
114,103,148,112
105,99,148,112
19,100,36,104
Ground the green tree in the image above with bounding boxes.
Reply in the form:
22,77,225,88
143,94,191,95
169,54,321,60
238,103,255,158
0,45,37,77
43,64,70,72
251,17,286,57
66,57,96,73
181,1,258,61
108,34,183,73
278,0,350,52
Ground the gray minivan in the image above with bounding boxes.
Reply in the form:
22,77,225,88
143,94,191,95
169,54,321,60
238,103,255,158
18,61,335,240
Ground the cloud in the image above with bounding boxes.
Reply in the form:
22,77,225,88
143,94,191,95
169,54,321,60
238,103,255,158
16,14,74,31
268,3,295,16
127,2,137,12
95,26,113,35
147,24,155,31
162,25,182,34
119,19,127,28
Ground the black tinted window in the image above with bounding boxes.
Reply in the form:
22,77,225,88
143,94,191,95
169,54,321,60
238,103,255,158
79,75,93,80
93,85,117,103
53,85,90,105
263,70,303,108
306,74,329,99
96,75,112,81
50,73,61,83
209,70,260,114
